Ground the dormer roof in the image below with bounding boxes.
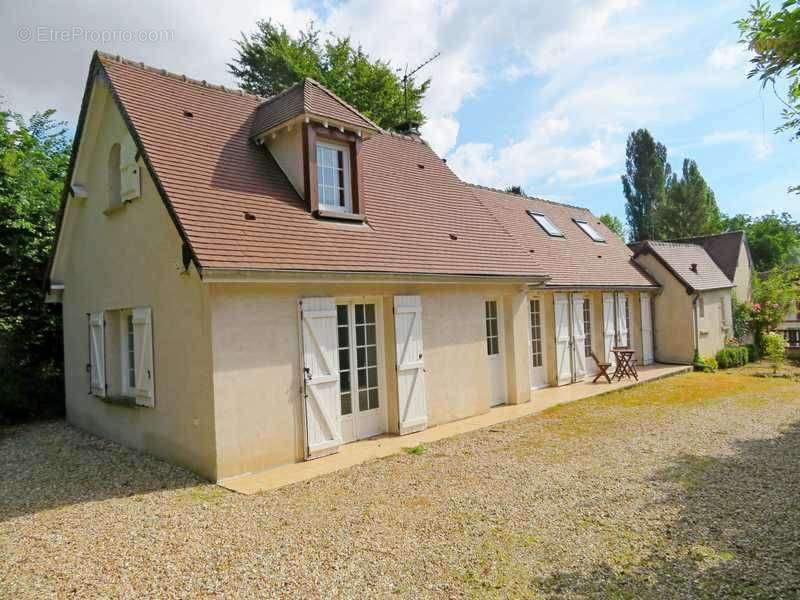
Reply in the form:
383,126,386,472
250,78,381,139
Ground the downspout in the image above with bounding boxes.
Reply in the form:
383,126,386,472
692,294,699,359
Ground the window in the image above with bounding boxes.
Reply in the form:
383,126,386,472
583,298,592,358
574,219,605,242
316,142,351,213
88,307,154,407
485,300,499,355
527,211,564,237
530,299,542,367
108,143,121,208
125,313,136,390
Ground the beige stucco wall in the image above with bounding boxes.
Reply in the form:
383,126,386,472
634,254,695,364
731,240,753,302
266,126,304,198
208,281,529,478
697,288,734,359
52,81,217,479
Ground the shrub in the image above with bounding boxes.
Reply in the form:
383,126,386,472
693,354,718,372
763,332,788,374
745,344,760,363
715,345,749,369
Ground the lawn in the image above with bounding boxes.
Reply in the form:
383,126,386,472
2,372,799,598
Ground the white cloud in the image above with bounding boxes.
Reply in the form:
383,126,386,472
707,41,748,71
702,129,773,159
421,115,460,156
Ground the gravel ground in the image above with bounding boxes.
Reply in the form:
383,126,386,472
2,372,799,599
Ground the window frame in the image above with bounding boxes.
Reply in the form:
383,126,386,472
527,211,564,237
303,123,364,221
315,140,352,213
574,218,606,242
485,300,500,356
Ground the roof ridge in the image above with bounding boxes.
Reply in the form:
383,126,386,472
464,182,591,212
302,77,383,132
95,50,266,101
666,230,744,243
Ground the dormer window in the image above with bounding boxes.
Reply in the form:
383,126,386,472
527,211,564,237
303,124,364,221
316,141,352,213
574,219,605,242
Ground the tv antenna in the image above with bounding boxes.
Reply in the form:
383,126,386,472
402,52,440,126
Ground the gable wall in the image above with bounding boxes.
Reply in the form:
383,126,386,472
634,253,695,363
56,81,217,479
731,240,753,302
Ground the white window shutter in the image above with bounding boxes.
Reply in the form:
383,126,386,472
394,295,427,435
570,294,587,381
640,293,654,365
132,307,154,407
554,293,572,386
602,293,616,367
616,293,629,348
89,312,106,397
300,297,342,458
120,139,140,201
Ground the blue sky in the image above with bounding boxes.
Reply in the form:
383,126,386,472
2,0,797,223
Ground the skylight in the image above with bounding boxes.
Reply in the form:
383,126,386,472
527,211,564,237
574,219,606,242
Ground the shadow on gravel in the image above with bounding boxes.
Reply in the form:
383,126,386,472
0,421,203,522
535,420,800,599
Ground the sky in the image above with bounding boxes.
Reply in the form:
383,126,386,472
1,0,797,224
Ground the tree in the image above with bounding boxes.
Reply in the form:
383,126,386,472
738,1,800,193
504,185,525,196
748,268,797,350
229,21,429,130
657,159,723,239
599,213,626,239
723,212,800,271
0,108,69,422
621,129,671,241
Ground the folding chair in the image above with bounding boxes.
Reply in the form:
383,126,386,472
590,350,612,384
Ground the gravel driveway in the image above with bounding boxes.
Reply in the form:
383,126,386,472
2,372,799,598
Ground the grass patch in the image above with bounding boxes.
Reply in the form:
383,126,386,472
664,455,720,491
402,443,427,455
177,484,230,504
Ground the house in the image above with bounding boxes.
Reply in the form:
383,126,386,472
776,273,800,354
46,52,660,481
631,241,734,363
667,231,753,302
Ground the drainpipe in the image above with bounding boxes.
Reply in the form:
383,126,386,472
691,292,701,360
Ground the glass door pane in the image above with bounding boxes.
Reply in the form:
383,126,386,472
336,304,352,416
354,303,379,411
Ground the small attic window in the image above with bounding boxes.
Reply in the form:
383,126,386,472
316,141,352,213
574,219,605,242
527,211,564,237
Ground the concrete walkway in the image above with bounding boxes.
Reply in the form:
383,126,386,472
220,363,691,494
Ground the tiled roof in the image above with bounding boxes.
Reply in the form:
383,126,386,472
472,186,658,288
95,53,545,278
633,241,734,292
666,231,747,282
250,79,380,139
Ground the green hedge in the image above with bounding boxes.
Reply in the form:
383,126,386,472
715,345,749,369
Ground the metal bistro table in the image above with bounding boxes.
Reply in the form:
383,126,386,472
611,347,638,382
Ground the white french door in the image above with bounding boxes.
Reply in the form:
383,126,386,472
529,297,547,388
485,299,507,406
336,301,387,443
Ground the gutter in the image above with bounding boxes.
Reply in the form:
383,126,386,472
201,267,551,286
692,293,701,359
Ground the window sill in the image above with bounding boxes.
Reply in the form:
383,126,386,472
99,394,139,407
103,199,133,216
314,209,365,223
